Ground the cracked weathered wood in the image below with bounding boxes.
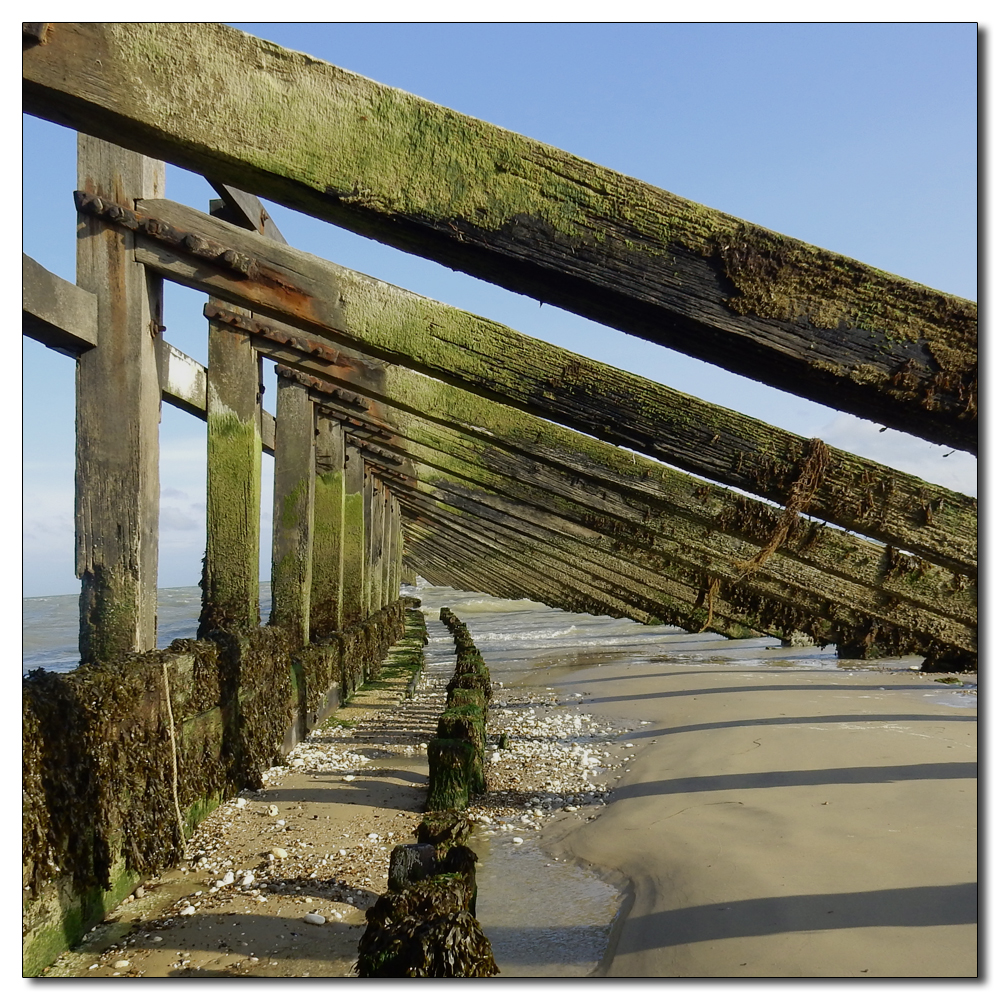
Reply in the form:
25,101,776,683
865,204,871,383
123,199,976,570
24,21,976,450
74,136,163,663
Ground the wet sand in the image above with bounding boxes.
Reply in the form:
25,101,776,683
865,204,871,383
540,647,978,978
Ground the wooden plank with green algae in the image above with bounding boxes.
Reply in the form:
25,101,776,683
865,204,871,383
24,21,976,451
341,444,366,626
402,497,765,638
124,199,976,571
200,308,262,635
397,473,973,653
307,368,976,632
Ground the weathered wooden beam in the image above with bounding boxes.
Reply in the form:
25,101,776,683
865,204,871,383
75,137,163,663
405,471,973,655
293,363,976,633
154,338,207,417
22,253,97,356
199,311,262,635
104,198,975,567
208,184,287,243
304,369,975,656
269,375,315,645
24,22,977,451
404,517,638,623
310,414,345,637
403,510,721,630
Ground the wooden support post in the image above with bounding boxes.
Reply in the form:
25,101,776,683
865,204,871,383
371,478,386,610
311,414,346,637
387,495,400,602
365,474,376,615
342,443,366,625
75,136,164,663
200,304,262,635
269,375,315,645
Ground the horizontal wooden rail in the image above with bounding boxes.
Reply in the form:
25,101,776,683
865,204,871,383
23,22,977,452
22,253,97,356
22,255,276,453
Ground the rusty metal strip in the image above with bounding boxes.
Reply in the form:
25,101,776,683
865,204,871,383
75,190,258,279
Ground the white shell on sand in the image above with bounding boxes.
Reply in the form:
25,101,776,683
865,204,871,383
271,847,288,859
113,960,130,969
267,804,279,816
179,905,196,916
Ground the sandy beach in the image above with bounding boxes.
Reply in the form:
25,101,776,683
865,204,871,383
40,620,977,980
544,640,978,978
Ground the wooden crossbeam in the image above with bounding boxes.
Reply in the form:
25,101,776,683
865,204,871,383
79,196,973,570
23,22,976,451
22,255,277,451
22,253,97,356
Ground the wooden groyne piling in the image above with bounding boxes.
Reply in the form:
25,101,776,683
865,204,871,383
23,20,977,973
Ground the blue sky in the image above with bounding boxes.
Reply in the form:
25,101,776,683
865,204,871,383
21,21,978,599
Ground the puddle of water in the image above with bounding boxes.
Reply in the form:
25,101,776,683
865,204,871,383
470,832,624,977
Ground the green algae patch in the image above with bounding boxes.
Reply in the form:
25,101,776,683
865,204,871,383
202,410,262,634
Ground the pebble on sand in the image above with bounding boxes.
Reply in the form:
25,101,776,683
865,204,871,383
304,912,326,925
113,960,130,970
271,847,288,859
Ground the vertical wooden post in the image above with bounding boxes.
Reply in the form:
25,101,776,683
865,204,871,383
383,492,396,605
310,414,345,638
392,496,403,598
363,468,375,616
269,375,315,646
199,306,262,635
342,443,366,625
75,136,164,663
371,477,386,611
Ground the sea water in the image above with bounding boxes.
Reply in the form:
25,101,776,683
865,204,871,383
22,582,272,675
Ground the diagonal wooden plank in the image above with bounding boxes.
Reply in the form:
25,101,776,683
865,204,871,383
23,22,976,451
82,195,974,570
308,382,975,657
22,253,97,356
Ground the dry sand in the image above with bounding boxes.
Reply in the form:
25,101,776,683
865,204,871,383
40,627,977,980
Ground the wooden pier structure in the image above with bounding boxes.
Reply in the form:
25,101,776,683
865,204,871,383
22,22,976,973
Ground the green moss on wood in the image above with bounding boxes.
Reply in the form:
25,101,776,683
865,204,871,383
202,410,262,634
